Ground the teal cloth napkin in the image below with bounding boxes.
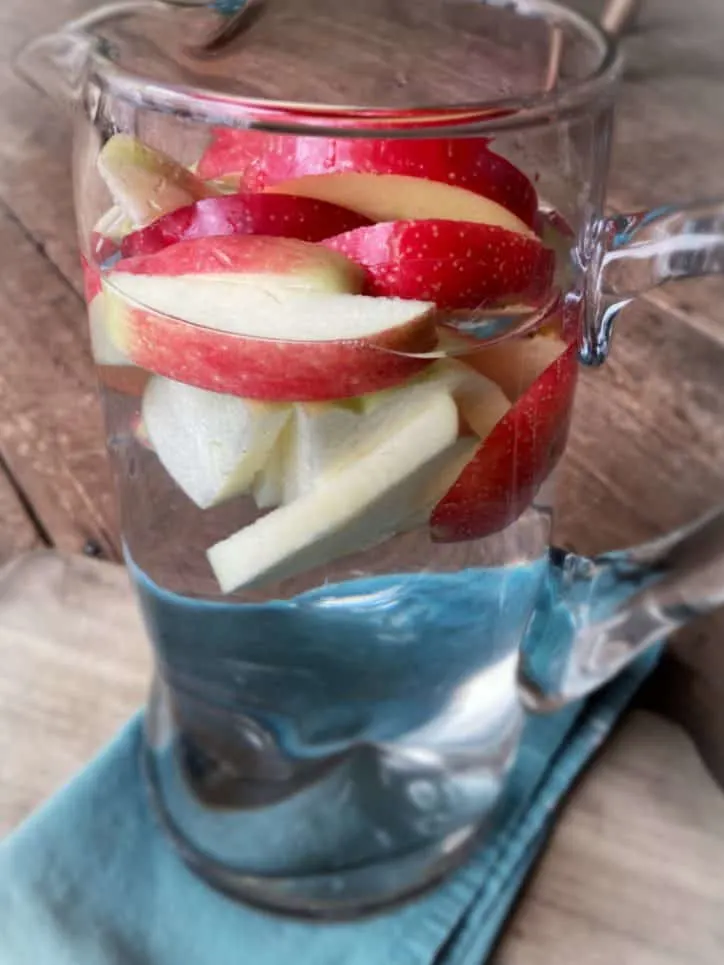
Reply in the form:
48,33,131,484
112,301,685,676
0,649,658,965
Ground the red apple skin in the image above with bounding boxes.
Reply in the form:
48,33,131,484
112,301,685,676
106,300,437,402
111,234,363,291
324,220,554,310
430,339,578,542
197,131,538,227
120,193,374,258
81,255,102,304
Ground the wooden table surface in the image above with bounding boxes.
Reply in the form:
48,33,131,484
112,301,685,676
2,0,724,960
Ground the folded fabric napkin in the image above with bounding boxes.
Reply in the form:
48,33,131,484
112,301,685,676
0,648,657,965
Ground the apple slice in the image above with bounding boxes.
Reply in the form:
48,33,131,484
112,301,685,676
81,255,150,394
142,376,290,509
109,233,363,292
426,359,512,440
208,388,475,593
120,194,374,258
252,425,289,510
104,235,436,401
252,360,508,510
431,341,578,542
197,130,537,226
267,173,535,237
464,332,568,401
98,134,219,228
324,220,553,309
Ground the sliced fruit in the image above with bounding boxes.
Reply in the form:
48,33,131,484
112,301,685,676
90,207,132,263
426,360,512,440
142,376,290,509
252,425,289,510
81,255,103,304
281,400,365,505
120,193,374,258
463,332,567,401
104,238,437,400
82,256,151,394
252,361,508,510
207,388,475,593
109,233,363,293
324,220,553,309
105,288,437,401
431,341,578,542
88,293,131,367
197,130,537,226
267,174,535,237
98,134,219,228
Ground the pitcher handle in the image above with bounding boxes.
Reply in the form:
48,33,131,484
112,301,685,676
520,199,724,711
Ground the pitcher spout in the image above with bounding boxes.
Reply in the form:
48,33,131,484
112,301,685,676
15,26,93,109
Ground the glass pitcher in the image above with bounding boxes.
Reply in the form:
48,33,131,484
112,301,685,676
16,0,724,917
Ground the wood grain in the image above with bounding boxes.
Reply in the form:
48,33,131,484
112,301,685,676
495,712,724,965
0,205,118,558
0,552,148,834
2,551,723,964
0,471,44,564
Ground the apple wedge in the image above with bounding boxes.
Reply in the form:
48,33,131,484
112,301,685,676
81,255,150,393
431,341,578,542
197,130,538,226
98,134,219,228
208,388,476,593
425,360,512,440
267,173,535,236
324,220,553,309
103,236,437,401
252,426,289,510
250,360,508,510
109,233,363,292
464,332,568,401
142,376,290,509
120,193,373,258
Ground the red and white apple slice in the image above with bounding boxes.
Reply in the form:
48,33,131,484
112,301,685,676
120,193,374,258
267,173,535,236
142,375,290,508
81,255,150,394
430,340,578,542
208,387,475,593
98,134,219,228
197,130,537,227
324,220,553,310
103,235,437,401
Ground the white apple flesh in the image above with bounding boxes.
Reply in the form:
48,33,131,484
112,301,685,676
207,388,475,593
142,376,290,509
267,173,535,237
423,359,512,439
251,361,509,511
98,134,219,228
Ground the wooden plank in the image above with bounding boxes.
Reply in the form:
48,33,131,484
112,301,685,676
495,713,724,965
0,0,90,296
0,204,118,558
2,550,724,964
0,553,147,833
0,470,44,564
